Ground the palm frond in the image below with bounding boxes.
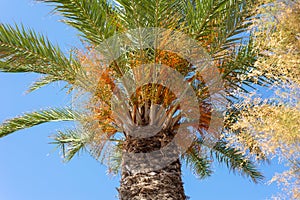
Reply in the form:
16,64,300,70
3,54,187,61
0,108,79,138
184,0,227,36
198,139,265,183
209,0,253,55
26,75,64,93
0,23,79,84
52,128,123,166
183,148,213,179
115,0,184,29
51,129,87,161
218,35,275,105
99,141,123,175
39,0,118,44
0,60,31,73
184,0,255,56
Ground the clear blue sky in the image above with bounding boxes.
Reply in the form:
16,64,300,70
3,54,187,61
0,1,283,199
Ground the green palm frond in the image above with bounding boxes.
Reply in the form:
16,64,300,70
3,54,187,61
115,0,184,28
26,75,63,93
183,0,262,101
39,0,118,44
51,128,123,165
198,139,265,183
51,129,88,161
106,144,122,175
184,0,255,55
0,60,30,73
0,24,79,85
209,0,253,55
184,0,228,36
217,35,274,105
0,108,79,138
221,37,257,95
98,141,123,175
183,148,213,179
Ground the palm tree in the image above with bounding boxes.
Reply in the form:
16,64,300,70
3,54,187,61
0,0,267,199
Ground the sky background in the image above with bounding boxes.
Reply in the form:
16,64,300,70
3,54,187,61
0,1,284,200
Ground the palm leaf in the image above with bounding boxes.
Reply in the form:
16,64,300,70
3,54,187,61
183,148,213,179
115,0,184,29
198,139,265,183
0,24,79,85
26,75,64,93
183,0,255,56
0,108,79,138
51,128,123,164
184,0,227,36
39,0,118,44
51,128,88,161
209,0,253,55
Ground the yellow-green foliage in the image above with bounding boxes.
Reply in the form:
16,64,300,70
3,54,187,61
252,0,300,85
229,1,300,199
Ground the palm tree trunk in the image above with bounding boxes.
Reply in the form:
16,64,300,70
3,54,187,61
118,131,187,200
